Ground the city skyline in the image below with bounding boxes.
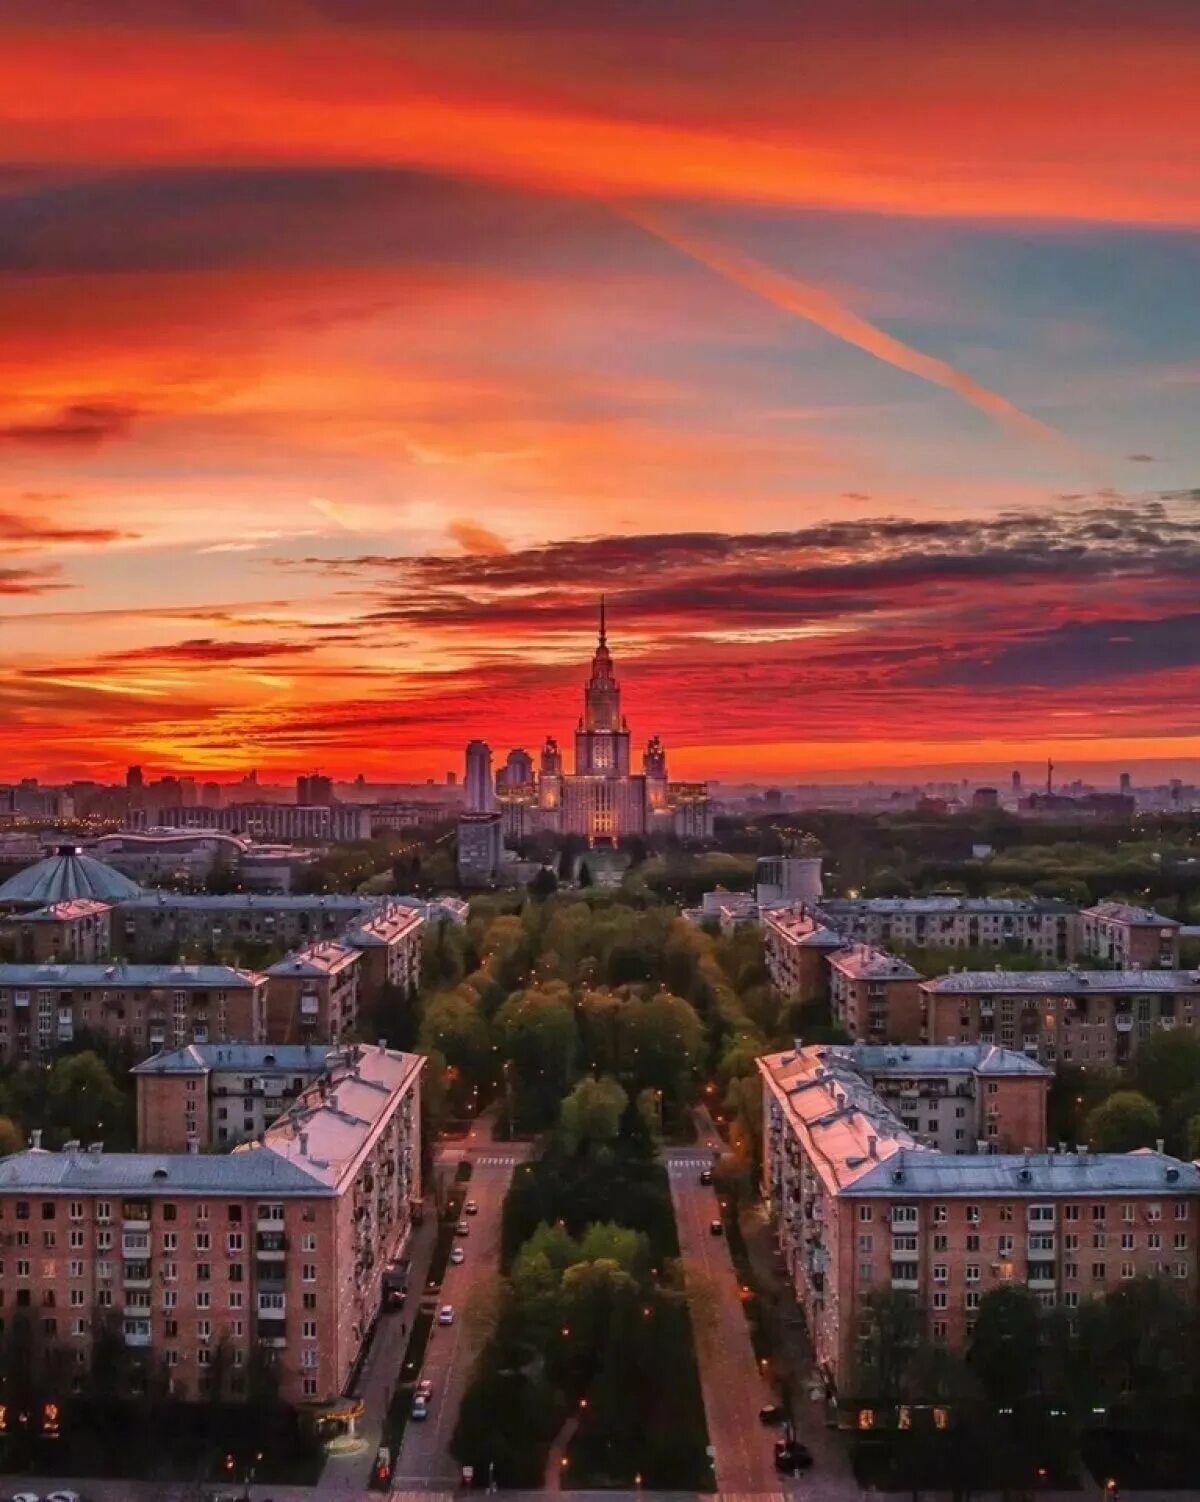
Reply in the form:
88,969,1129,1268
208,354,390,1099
4,3,1200,781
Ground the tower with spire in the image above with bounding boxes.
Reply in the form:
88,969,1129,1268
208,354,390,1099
575,596,631,776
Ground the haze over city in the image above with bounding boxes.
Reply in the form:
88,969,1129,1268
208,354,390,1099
3,1,1200,782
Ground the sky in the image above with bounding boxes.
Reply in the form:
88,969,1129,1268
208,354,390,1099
3,0,1200,785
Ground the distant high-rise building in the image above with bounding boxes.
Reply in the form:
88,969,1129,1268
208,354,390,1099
1120,771,1132,796
497,748,534,790
464,741,495,813
297,772,334,806
1011,769,1022,795
126,765,144,790
446,770,457,786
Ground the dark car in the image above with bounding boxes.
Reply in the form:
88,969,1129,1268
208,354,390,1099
759,1404,785,1425
699,1168,714,1186
709,1219,724,1236
774,1439,814,1475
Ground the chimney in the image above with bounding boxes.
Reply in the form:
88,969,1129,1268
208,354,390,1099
186,1133,199,1155
1156,1137,1166,1155
30,1128,43,1151
867,1135,878,1159
62,1139,80,1155
299,1131,309,1156
377,1038,387,1053
794,1037,804,1055
88,1140,103,1156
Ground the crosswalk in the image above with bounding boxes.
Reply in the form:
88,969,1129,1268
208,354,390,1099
666,1156,712,1173
470,1153,524,1166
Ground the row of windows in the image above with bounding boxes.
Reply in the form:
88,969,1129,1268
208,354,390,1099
1,1199,310,1224
869,1262,1191,1287
861,1230,1186,1254
858,1201,1188,1224
1,1258,322,1282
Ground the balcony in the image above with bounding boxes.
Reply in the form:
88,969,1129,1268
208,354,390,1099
122,1321,152,1347
121,1234,150,1257
1026,1262,1057,1288
299,994,321,1018
255,1263,287,1288
122,1261,152,1288
257,1320,287,1347
256,1231,287,1256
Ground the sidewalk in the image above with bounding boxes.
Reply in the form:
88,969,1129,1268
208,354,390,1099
320,1191,443,1493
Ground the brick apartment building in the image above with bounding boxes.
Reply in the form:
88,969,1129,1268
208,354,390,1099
114,892,383,961
343,901,424,1009
265,942,361,1045
920,968,1200,1067
0,962,267,1063
758,1044,1200,1397
821,1042,1050,1154
761,906,846,1001
0,1043,423,1406
1079,902,1181,969
828,947,924,1041
133,1043,338,1152
816,896,1077,963
5,899,112,963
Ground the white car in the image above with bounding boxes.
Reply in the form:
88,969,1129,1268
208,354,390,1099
47,1494,82,1502
450,1246,465,1264
455,1220,470,1236
12,1492,42,1502
416,1378,434,1401
411,1395,429,1420
438,1304,455,1325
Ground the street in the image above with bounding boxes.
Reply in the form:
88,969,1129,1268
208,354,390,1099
666,1148,780,1495
391,1139,530,1492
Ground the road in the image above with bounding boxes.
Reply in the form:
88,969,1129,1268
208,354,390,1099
391,1137,530,1492
666,1144,780,1496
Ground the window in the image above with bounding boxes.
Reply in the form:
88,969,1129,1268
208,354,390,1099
162,1233,177,1251
858,1207,873,1223
933,1234,948,1252
301,1234,317,1253
998,1235,1014,1255
966,1234,980,1252
1174,1202,1188,1221
932,1206,947,1224
1028,1205,1054,1223
197,1348,212,1367
302,1293,317,1310
965,1265,980,1283
40,1202,55,1221
1147,1203,1162,1222
69,1260,83,1278
891,1205,917,1226
932,1320,948,1342
1064,1291,1080,1308
1028,1234,1053,1253
195,1233,210,1252
303,1377,318,1398
1064,1262,1079,1280
966,1205,980,1223
1121,1262,1135,1280
1091,1263,1107,1280
965,1291,981,1310
302,1349,318,1369
68,1229,83,1250
229,1291,243,1310
197,1319,211,1342
857,1235,873,1252
229,1263,243,1282
859,1263,873,1282
1175,1262,1189,1280
1064,1233,1079,1251
163,1290,177,1310
1175,1232,1189,1250
1092,1233,1107,1250
196,1291,211,1309
196,1263,210,1281
932,1291,948,1310
302,1263,317,1282
1121,1232,1135,1250
1149,1232,1163,1250
1064,1205,1079,1222
228,1204,242,1223
162,1261,177,1282
162,1203,177,1222
69,1288,84,1308
68,1202,83,1221
891,1261,918,1282
933,1264,948,1283
227,1233,243,1254
1091,1205,1107,1222
302,1320,317,1339
999,1205,1013,1223
1121,1203,1135,1223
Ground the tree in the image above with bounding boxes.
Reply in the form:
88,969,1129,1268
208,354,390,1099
559,1076,628,1154
852,1288,923,1405
1131,1030,1200,1112
578,861,593,888
529,866,559,900
1084,1089,1161,1152
0,1115,23,1157
968,1284,1040,1411
45,1050,130,1146
614,990,705,1106
494,985,581,1129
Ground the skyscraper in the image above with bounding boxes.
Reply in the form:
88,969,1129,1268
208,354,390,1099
464,740,496,813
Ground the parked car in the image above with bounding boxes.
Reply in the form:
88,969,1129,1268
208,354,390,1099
450,1246,465,1264
46,1493,83,1502
455,1220,470,1236
438,1304,455,1325
12,1492,42,1502
699,1168,713,1185
416,1378,434,1401
759,1403,785,1425
709,1219,724,1236
464,1199,479,1215
412,1395,429,1421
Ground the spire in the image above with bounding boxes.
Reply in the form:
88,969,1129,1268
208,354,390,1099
598,594,607,648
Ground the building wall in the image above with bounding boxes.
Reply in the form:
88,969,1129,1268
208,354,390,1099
136,1073,209,1152
265,961,359,1045
831,972,924,1043
1080,913,1180,969
115,895,377,961
0,974,266,1065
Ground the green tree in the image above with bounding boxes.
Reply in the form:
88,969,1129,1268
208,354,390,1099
1084,1089,1161,1152
968,1284,1040,1411
45,1050,129,1146
494,984,581,1129
851,1288,923,1405
529,866,559,900
615,990,705,1107
578,861,593,888
559,1075,628,1154
1131,1030,1200,1112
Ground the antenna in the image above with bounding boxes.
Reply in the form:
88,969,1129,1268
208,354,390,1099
599,595,607,648
1046,757,1054,796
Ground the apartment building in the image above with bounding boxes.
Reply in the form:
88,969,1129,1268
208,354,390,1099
265,943,361,1045
758,1044,1200,1397
0,962,267,1063
343,901,423,1010
817,897,1076,963
5,899,113,963
828,947,924,1041
133,1043,337,1152
822,1043,1050,1154
129,803,372,843
762,906,846,1001
920,968,1200,1068
116,892,381,960
1079,902,1181,969
0,1043,423,1408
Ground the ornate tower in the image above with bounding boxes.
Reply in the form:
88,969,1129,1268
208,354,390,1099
575,598,631,777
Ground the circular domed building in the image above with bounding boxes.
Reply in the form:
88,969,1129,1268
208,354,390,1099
0,844,143,910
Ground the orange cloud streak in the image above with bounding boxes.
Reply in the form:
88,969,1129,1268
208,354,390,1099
618,207,1073,455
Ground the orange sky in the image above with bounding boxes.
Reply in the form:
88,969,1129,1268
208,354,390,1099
2,2,1199,783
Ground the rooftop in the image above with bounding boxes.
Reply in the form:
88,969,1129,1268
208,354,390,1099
0,961,262,989
921,968,1200,995
1,1045,423,1195
132,1042,336,1077
0,847,143,908
844,1147,1200,1197
345,902,424,947
14,898,112,923
762,906,845,947
827,1042,1051,1078
829,944,921,981
1083,901,1180,928
266,941,360,978
118,892,379,912
819,895,1072,916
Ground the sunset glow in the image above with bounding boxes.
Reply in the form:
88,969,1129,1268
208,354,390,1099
3,1,1200,781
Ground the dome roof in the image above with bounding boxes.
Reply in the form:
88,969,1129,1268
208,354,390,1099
0,846,143,907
